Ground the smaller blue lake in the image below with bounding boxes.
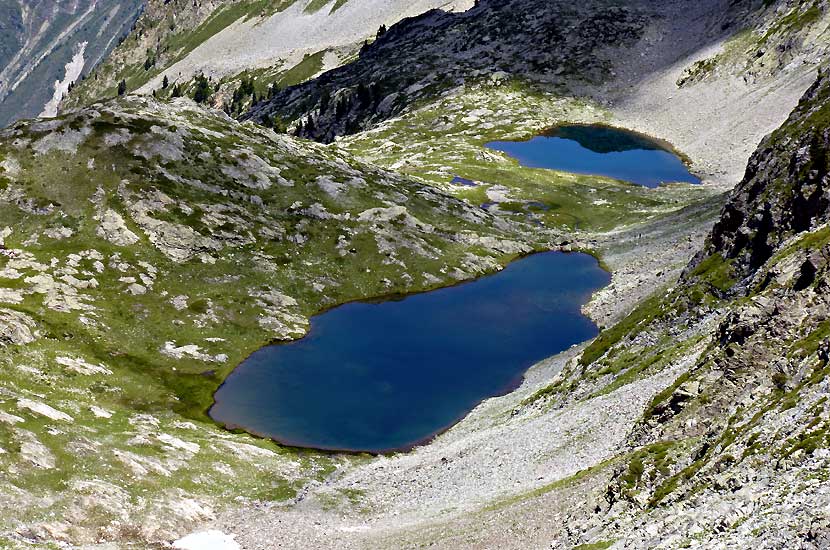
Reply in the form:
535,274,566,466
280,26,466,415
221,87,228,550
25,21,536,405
487,125,700,188
210,252,609,453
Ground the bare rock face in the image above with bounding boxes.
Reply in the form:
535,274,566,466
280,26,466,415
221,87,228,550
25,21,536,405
0,308,37,346
96,209,140,246
689,71,830,285
248,0,650,142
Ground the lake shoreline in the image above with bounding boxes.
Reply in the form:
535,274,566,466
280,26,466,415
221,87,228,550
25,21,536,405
209,249,610,454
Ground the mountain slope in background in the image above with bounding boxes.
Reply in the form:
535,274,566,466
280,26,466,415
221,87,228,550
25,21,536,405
0,0,143,128
63,0,473,111
250,0,829,184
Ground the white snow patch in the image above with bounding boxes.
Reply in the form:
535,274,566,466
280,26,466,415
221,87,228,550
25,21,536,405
173,530,240,550
40,42,87,118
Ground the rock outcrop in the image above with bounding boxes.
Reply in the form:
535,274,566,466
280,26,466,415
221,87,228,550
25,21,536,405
691,70,830,284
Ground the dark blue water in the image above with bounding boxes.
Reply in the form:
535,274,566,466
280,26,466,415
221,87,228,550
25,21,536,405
210,252,609,453
451,176,478,187
487,125,700,188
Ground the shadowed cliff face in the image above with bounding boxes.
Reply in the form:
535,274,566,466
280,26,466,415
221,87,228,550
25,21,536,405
688,71,830,285
246,0,652,141
245,0,795,143
0,0,142,128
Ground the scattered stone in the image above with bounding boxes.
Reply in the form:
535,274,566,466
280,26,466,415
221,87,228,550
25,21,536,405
43,226,74,240
17,430,56,469
0,308,37,345
55,356,112,376
161,342,227,363
128,283,148,295
17,398,74,422
171,295,189,311
90,406,113,419
97,208,141,246
0,410,24,424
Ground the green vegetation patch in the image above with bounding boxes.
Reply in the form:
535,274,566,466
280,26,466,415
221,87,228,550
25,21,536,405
580,292,665,367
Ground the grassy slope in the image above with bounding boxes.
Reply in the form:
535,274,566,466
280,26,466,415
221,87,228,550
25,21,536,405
0,96,542,544
65,0,308,107
339,79,715,233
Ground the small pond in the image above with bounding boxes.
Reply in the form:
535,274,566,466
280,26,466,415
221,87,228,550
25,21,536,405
210,251,609,453
486,124,700,188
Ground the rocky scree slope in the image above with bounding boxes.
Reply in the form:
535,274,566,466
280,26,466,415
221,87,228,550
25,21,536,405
247,0,652,141
0,0,142,128
246,0,827,145
695,71,830,283
544,69,830,548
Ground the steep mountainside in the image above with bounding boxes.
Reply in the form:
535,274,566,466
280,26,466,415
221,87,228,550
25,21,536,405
63,0,472,113
696,73,830,282
249,0,655,141
249,0,825,140
0,0,142,127
572,68,830,548
249,0,828,186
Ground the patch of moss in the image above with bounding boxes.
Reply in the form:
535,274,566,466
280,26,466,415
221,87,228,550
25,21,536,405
276,50,328,89
686,252,736,292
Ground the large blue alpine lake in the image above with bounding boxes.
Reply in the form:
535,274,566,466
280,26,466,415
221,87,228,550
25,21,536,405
487,124,700,187
210,252,609,453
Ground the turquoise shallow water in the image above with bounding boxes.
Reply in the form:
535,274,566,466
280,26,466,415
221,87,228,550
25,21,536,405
210,251,609,453
487,125,700,188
